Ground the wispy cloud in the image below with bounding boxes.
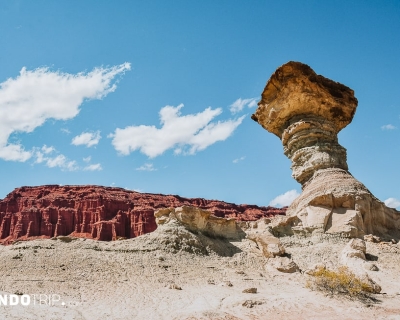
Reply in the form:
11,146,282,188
53,158,78,171
381,124,397,130
46,155,78,171
72,131,101,147
83,156,91,163
110,104,245,158
229,97,258,114
83,163,102,171
34,145,78,171
41,145,55,154
136,163,156,171
384,197,400,209
0,63,130,162
269,189,300,207
60,128,71,134
233,156,245,163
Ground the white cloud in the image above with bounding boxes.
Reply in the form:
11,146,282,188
46,155,67,168
33,145,77,171
45,154,78,171
233,156,245,163
136,163,156,171
0,144,32,162
35,151,46,164
110,104,245,158
60,128,71,134
0,63,130,162
41,145,55,154
381,124,397,130
229,97,258,114
384,198,400,209
33,144,99,172
269,189,300,207
72,131,101,147
34,145,56,164
34,145,55,163
83,163,102,171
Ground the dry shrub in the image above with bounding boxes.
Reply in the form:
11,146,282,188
306,266,376,299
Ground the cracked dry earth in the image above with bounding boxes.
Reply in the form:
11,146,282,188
0,233,400,320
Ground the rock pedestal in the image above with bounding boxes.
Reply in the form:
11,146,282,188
252,61,400,239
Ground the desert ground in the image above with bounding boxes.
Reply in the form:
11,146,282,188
0,223,400,320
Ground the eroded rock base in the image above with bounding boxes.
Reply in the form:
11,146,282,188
285,168,400,240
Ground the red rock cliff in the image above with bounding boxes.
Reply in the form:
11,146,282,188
0,185,285,244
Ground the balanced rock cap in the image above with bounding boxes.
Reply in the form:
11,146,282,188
251,61,358,138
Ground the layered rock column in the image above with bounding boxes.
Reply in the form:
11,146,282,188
251,61,356,186
252,61,400,239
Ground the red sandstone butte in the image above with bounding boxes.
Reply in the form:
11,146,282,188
0,185,285,244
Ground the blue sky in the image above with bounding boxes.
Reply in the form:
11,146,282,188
0,1,399,209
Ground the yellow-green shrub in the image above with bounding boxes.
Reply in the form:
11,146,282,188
306,266,375,298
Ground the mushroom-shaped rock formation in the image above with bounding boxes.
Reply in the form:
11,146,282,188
252,61,400,239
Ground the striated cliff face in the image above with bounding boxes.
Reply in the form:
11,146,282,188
0,185,285,244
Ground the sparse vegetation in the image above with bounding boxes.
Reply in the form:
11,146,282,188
306,266,377,301
12,253,23,260
12,245,55,250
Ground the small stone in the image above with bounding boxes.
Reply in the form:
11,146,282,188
242,300,262,308
341,239,366,262
247,232,285,258
224,281,233,287
242,287,257,294
348,239,366,253
168,283,182,290
364,263,379,271
269,256,299,273
364,235,382,243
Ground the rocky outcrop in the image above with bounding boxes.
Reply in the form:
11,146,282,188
155,206,243,240
265,256,299,273
0,185,284,244
252,61,400,239
339,239,381,293
247,229,285,258
132,205,246,255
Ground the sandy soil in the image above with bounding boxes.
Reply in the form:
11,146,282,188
0,227,400,320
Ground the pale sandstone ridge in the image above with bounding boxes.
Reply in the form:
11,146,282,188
154,206,296,273
155,206,243,240
252,61,400,239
